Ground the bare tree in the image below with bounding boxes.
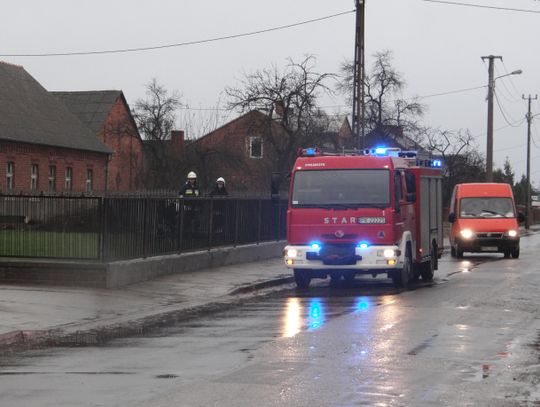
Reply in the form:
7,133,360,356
338,50,425,136
132,79,182,189
424,128,485,202
226,55,336,174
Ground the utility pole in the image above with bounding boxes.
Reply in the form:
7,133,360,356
352,0,365,149
523,94,537,230
481,55,502,182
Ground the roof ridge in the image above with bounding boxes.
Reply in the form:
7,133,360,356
0,60,23,68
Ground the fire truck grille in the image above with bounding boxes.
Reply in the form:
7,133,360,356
321,234,358,240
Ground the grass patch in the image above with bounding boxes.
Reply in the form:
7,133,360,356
0,230,100,259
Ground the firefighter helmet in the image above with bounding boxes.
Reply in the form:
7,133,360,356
216,177,225,185
187,171,197,179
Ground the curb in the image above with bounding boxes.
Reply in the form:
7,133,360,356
0,276,293,356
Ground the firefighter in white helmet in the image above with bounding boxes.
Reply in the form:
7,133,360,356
209,177,228,197
179,171,200,197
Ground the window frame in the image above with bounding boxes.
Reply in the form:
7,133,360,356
6,161,14,191
248,136,263,159
30,164,39,192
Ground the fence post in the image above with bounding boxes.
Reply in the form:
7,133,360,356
276,198,281,241
177,198,184,254
142,198,148,258
99,196,107,262
208,198,214,250
234,199,239,247
257,199,262,244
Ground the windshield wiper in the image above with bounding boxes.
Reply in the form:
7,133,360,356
480,209,507,217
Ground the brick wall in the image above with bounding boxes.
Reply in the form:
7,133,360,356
0,140,108,194
194,111,277,194
99,98,144,192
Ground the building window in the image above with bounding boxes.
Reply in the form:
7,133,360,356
30,164,39,191
6,162,14,191
86,169,93,193
249,136,263,158
65,167,73,191
48,165,56,192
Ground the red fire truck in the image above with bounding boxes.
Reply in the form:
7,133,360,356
283,147,444,289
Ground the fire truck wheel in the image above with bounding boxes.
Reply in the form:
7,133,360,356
393,249,412,288
294,269,311,289
511,249,520,259
421,251,435,282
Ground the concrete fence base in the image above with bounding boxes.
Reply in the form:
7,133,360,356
0,241,286,288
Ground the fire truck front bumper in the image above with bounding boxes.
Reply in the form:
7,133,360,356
283,244,402,270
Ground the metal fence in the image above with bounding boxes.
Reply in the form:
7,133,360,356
0,195,287,261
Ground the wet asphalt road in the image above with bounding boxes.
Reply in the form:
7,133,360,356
1,235,540,407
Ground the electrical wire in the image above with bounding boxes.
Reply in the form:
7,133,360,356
0,10,354,57
422,0,540,13
501,60,524,99
494,91,521,127
494,65,521,103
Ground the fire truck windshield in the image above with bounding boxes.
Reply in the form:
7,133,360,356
291,169,390,208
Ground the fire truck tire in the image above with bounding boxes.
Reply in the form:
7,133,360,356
393,247,412,288
511,249,520,259
294,269,311,289
421,253,435,282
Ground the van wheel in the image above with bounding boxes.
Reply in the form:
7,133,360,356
511,249,520,259
456,243,464,259
294,269,311,289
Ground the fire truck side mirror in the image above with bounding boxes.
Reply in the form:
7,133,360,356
406,193,416,203
448,212,456,223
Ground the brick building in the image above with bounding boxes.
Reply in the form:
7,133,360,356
0,61,111,194
53,90,144,191
190,110,283,195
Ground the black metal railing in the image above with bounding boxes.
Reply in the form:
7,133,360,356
0,195,287,261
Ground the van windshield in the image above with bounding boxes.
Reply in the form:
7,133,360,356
459,197,515,218
291,169,390,209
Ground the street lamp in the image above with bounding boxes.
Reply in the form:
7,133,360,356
485,68,522,182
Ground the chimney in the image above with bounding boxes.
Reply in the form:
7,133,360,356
170,130,185,153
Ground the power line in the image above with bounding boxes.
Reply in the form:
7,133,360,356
0,10,354,57
501,60,524,98
422,0,540,13
494,91,521,127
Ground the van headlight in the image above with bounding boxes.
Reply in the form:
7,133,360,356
506,230,518,237
383,249,396,258
460,229,474,239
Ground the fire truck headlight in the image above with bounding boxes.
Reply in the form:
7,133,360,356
460,229,474,239
507,229,518,237
383,249,396,258
286,249,298,258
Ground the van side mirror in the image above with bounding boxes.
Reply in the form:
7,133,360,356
517,212,526,223
448,213,456,223
271,172,281,203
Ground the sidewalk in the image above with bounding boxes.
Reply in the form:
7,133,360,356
0,258,293,354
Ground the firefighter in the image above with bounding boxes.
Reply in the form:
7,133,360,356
179,171,201,243
209,177,228,197
179,171,200,197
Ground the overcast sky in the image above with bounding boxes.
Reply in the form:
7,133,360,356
2,0,539,184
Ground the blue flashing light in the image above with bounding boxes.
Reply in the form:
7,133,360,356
305,148,317,156
357,242,369,250
432,159,442,167
374,147,387,155
310,242,322,251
